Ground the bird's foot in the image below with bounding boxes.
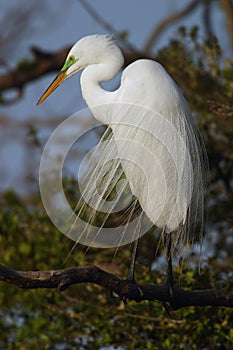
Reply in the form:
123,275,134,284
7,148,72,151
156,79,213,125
125,277,144,301
122,296,136,310
110,278,143,306
162,271,175,317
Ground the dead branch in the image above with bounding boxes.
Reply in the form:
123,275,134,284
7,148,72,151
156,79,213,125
78,0,116,37
78,0,138,54
0,46,144,101
0,48,136,92
143,0,204,53
208,99,233,119
0,46,70,93
0,264,232,310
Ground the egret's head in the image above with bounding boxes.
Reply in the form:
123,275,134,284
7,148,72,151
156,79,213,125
36,41,84,106
37,34,123,105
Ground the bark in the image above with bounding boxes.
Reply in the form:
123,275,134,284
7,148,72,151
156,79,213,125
0,264,233,310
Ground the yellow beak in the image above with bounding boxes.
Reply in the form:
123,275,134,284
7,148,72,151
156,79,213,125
37,71,66,105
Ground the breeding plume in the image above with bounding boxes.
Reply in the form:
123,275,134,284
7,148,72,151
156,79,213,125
38,34,205,270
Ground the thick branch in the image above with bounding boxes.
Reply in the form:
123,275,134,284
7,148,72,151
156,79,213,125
0,264,233,310
0,46,70,92
0,46,142,98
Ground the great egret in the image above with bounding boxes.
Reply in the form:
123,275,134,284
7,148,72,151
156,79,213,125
38,34,206,282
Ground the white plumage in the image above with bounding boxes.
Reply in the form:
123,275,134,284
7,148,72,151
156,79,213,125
38,34,206,252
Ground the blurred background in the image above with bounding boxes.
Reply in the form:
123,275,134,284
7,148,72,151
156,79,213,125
0,1,233,349
0,0,232,193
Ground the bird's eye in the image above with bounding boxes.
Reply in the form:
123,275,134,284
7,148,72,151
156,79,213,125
69,55,75,62
61,55,78,72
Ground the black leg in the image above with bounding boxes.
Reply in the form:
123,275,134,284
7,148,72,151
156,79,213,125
166,233,174,293
127,238,139,281
161,233,174,317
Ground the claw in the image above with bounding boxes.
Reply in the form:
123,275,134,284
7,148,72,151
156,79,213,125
110,290,119,298
137,285,144,298
122,296,135,310
162,301,172,318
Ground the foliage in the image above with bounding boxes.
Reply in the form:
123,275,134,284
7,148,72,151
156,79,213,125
157,27,233,228
0,191,233,349
0,29,233,349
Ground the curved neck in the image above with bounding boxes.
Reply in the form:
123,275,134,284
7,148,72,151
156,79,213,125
80,56,123,123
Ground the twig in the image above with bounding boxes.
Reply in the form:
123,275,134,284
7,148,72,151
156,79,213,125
77,0,138,53
203,0,213,39
78,0,116,35
143,0,204,53
208,99,233,119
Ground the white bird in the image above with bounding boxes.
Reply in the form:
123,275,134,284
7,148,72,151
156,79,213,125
38,34,206,281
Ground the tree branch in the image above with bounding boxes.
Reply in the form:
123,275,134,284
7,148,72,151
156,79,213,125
77,0,138,54
0,264,233,310
221,0,233,53
143,0,204,53
203,0,213,39
208,99,233,119
0,46,142,101
0,46,70,93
